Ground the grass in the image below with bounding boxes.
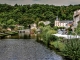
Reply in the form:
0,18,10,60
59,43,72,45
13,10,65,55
50,41,65,51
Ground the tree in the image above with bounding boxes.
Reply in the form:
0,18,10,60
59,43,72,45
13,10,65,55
7,19,15,25
43,11,56,23
0,4,80,28
40,26,57,47
38,22,45,27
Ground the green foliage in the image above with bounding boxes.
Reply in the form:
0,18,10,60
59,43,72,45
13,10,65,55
0,4,80,28
53,26,58,30
0,26,3,32
50,41,65,51
49,35,58,41
40,26,57,46
9,25,15,30
63,39,80,60
57,27,65,29
76,21,80,35
46,30,57,41
2,24,8,29
38,22,45,27
7,19,15,25
53,26,65,31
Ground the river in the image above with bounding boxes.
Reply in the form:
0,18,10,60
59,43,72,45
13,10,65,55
0,33,63,60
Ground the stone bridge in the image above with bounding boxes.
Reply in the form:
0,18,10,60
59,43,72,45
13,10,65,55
18,29,30,34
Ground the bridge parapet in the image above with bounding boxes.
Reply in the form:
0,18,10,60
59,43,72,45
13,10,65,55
18,29,30,34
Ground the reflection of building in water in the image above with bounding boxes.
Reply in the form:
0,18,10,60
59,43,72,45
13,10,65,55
7,28,11,31
18,29,30,34
6,35,11,38
55,16,73,28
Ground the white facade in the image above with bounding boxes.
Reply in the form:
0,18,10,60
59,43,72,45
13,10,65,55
55,20,72,28
55,16,73,28
31,23,37,29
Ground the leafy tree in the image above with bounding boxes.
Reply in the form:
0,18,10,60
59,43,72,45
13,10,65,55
40,26,57,47
0,4,80,28
38,22,45,27
7,19,15,25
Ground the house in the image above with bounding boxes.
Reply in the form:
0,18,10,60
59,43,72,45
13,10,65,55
73,9,80,28
55,16,73,28
39,21,50,25
30,21,51,29
31,23,37,29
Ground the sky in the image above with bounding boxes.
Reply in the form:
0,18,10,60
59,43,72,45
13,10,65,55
0,0,80,6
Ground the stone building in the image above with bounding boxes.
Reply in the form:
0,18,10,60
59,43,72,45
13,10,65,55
55,16,73,28
73,10,80,28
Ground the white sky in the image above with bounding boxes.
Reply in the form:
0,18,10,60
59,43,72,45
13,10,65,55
0,0,80,6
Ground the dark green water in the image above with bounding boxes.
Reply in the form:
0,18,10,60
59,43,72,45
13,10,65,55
1,33,36,39
0,33,64,60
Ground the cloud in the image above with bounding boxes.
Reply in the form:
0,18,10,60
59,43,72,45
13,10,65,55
33,0,41,1
0,0,80,6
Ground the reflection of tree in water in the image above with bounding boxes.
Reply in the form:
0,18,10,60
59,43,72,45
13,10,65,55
24,34,31,39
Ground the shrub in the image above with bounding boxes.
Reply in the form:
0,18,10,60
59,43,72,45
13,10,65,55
9,25,15,30
50,41,65,51
2,24,8,29
47,34,58,41
63,39,80,60
38,22,45,27
40,26,57,47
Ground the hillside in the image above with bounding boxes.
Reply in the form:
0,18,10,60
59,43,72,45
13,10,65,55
0,4,80,27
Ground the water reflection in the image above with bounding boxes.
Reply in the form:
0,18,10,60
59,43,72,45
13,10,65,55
0,39,63,60
3,33,36,39
0,31,63,60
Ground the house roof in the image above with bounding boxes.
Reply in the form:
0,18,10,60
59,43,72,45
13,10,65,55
60,20,73,23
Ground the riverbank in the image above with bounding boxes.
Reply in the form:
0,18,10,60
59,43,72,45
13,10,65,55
36,39,72,60
37,36,80,60
0,31,18,38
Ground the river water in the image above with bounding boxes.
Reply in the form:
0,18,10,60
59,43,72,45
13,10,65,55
0,33,63,60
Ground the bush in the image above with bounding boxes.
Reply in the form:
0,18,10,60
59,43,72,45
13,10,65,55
9,25,15,30
50,41,65,51
53,26,58,30
48,35,58,41
2,24,8,29
40,26,57,47
63,39,80,60
38,22,45,27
